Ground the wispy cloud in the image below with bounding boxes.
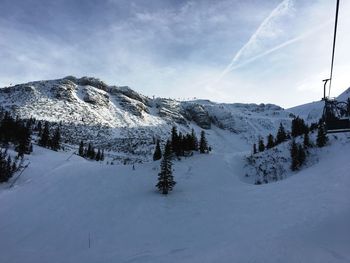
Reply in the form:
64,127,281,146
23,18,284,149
1,0,349,107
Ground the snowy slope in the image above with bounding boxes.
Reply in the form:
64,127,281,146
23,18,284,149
1,77,350,262
244,129,327,184
0,130,349,263
199,101,293,142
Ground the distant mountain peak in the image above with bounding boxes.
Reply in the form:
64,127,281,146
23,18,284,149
337,87,350,101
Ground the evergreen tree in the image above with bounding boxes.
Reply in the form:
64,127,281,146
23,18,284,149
190,128,198,151
171,126,180,156
87,143,93,158
266,134,274,149
153,140,162,161
101,150,105,161
0,149,16,183
17,124,31,157
316,124,328,147
310,122,318,131
291,117,309,137
290,140,299,171
91,147,96,160
297,144,306,167
303,130,311,148
156,140,176,195
178,132,185,156
29,143,33,153
182,134,191,152
11,161,17,173
0,150,6,182
87,144,97,160
39,121,50,147
37,121,42,136
276,123,287,145
84,146,88,157
199,130,208,154
78,141,84,156
258,138,265,152
95,149,101,161
51,127,61,151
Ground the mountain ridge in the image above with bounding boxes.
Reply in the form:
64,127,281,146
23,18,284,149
1,76,348,161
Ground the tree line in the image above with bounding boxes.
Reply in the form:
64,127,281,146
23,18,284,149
252,116,328,174
155,127,210,195
0,148,20,183
0,109,33,183
37,121,61,151
0,109,33,157
78,141,105,161
153,127,209,161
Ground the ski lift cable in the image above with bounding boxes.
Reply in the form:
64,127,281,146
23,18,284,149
328,0,340,98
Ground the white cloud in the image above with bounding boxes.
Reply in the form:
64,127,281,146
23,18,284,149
1,0,350,109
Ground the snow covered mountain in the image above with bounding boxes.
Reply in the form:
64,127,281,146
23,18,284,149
1,77,350,263
0,76,294,160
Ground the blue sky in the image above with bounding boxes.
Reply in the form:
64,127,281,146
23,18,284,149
0,0,349,107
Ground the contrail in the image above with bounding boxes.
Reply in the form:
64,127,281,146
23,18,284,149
204,0,332,91
228,21,332,72
211,0,294,85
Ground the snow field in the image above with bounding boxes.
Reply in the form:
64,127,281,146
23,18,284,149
0,130,349,262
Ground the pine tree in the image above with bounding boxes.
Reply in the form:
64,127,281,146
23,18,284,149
182,134,191,152
95,149,101,161
276,123,287,145
171,126,180,156
199,130,208,154
156,140,176,195
37,121,42,136
153,140,162,161
101,150,105,161
0,149,7,182
79,141,84,156
258,138,265,152
191,128,198,151
178,132,185,156
266,134,274,149
310,122,318,131
0,149,15,183
297,144,306,167
316,124,328,147
291,117,309,138
91,147,96,160
303,130,311,148
51,127,61,151
87,143,93,158
290,140,299,171
17,123,31,157
39,122,50,147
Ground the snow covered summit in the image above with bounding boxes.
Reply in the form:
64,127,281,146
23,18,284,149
0,76,296,159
